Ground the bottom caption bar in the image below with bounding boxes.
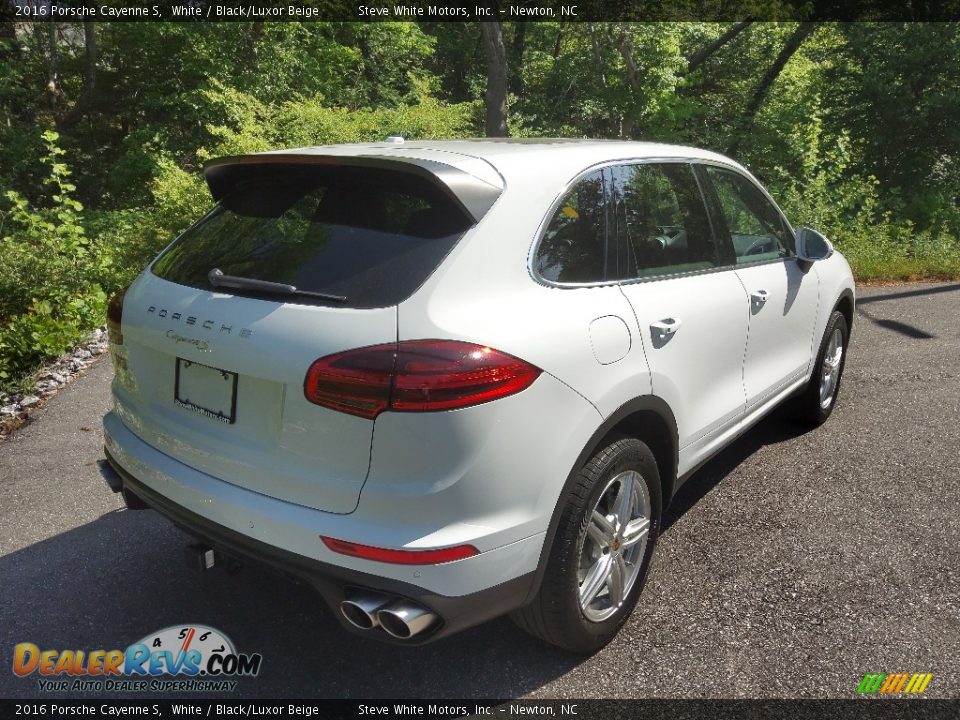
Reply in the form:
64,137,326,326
2,699,959,719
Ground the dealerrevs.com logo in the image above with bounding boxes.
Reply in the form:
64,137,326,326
13,625,262,693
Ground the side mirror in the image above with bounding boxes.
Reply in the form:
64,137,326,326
795,226,834,262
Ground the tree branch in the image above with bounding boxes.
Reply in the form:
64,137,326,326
728,22,817,156
684,21,753,75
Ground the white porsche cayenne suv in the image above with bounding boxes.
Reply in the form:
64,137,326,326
101,139,854,652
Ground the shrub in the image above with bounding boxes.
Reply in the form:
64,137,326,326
775,133,960,280
0,132,109,387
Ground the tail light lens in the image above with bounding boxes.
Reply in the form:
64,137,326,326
304,340,541,419
106,287,128,345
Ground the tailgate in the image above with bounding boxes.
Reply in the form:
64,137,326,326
111,274,394,514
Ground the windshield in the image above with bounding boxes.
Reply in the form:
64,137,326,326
151,166,473,308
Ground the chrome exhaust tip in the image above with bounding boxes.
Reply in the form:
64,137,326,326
340,593,391,630
376,600,439,639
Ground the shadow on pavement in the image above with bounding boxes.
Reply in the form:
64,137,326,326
856,282,960,305
663,412,804,533
0,510,580,699
853,282,959,339
856,305,935,339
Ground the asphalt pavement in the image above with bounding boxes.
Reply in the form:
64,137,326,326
1,282,958,699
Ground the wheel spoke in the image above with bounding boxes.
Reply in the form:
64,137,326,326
579,555,612,610
607,554,628,607
825,347,842,369
588,511,616,547
612,473,636,526
621,517,650,548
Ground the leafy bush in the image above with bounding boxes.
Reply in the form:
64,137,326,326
776,133,960,280
0,132,110,387
201,85,480,157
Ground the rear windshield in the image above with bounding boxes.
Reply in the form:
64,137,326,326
151,166,473,308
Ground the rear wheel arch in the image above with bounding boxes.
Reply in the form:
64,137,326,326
523,395,678,605
607,407,677,506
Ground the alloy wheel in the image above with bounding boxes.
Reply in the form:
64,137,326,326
577,470,652,623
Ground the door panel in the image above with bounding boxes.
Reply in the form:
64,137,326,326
619,272,749,451
608,162,749,460
735,260,819,407
698,164,820,408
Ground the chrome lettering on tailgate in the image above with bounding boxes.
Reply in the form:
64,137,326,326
147,305,253,338
166,330,211,352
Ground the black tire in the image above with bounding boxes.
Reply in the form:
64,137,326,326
792,310,849,426
512,436,662,653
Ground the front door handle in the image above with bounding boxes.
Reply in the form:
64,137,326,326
650,318,682,339
751,289,769,307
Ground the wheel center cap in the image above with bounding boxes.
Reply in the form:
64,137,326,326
610,537,622,552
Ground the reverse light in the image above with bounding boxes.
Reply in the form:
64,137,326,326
303,340,541,419
320,536,479,565
106,287,128,345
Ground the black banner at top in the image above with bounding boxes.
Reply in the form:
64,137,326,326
4,0,960,22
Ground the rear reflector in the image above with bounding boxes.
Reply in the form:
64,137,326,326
320,536,479,565
304,340,541,419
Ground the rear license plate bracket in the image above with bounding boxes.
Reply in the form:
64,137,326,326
174,358,238,424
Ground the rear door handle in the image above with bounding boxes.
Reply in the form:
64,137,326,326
751,289,769,306
650,318,682,338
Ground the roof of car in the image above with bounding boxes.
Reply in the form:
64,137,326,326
255,138,745,185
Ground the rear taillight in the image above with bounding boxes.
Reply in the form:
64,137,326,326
304,340,541,419
106,287,127,345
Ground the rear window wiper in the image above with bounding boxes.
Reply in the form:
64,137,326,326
207,268,348,303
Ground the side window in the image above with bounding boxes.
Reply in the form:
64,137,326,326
535,171,608,283
703,166,792,263
610,163,720,279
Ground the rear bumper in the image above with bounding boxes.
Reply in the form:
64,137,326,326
101,412,539,644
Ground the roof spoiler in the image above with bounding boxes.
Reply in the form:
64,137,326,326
203,153,503,223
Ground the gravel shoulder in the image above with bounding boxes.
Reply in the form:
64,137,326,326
0,282,958,699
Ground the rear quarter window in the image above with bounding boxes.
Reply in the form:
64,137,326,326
534,170,608,283
151,166,473,308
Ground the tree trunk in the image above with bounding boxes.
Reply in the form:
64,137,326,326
684,21,753,75
589,24,608,90
552,25,563,59
612,28,640,137
480,20,508,137
246,21,265,72
59,22,97,129
45,23,61,111
0,11,16,127
509,21,526,98
0,13,15,44
728,22,816,156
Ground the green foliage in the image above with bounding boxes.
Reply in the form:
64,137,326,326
1,21,959,388
204,92,478,154
776,131,960,280
0,132,110,385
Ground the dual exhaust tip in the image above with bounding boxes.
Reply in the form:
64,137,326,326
340,592,438,640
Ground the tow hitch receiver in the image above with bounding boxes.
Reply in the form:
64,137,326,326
183,543,242,574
